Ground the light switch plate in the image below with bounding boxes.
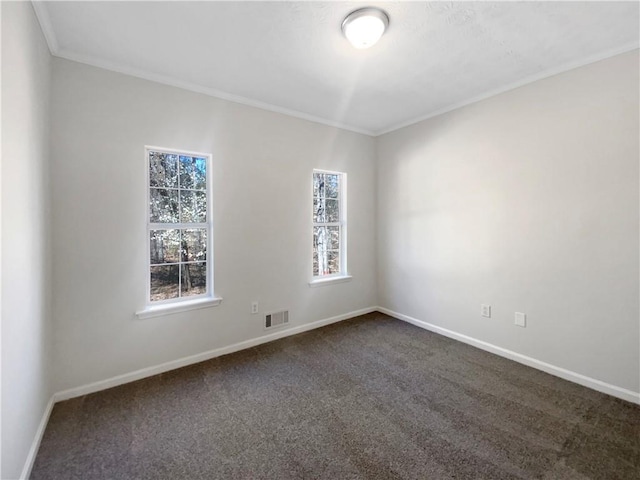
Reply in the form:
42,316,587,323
481,304,491,318
515,312,526,327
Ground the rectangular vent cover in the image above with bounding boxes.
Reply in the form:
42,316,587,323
265,310,289,329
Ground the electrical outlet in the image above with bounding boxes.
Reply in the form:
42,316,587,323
515,312,526,327
481,304,491,318
251,302,259,314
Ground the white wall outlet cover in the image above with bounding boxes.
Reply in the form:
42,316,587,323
251,302,259,314
481,304,491,318
515,312,526,327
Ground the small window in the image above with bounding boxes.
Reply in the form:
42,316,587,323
312,170,347,279
146,147,212,304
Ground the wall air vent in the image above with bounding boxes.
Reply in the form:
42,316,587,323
265,310,289,329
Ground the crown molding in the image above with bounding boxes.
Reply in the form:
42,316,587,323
54,48,376,136
374,42,640,136
29,1,374,136
30,1,639,139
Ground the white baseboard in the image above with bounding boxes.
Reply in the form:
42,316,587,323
20,395,55,480
21,307,374,477
26,304,635,479
54,306,376,402
377,307,640,405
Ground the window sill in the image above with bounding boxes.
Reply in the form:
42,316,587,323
308,275,352,288
136,297,223,319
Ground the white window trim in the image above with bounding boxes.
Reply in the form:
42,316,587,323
309,275,352,288
136,296,222,319
138,146,220,316
309,169,350,286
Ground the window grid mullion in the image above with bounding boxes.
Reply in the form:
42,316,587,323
313,222,342,227
150,260,206,267
150,187,205,193
150,223,209,229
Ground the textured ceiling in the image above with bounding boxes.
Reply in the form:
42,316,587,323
35,1,639,135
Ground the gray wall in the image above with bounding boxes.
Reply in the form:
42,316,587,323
50,58,377,392
377,51,639,394
1,2,53,478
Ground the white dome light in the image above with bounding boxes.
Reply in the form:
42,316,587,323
342,7,389,49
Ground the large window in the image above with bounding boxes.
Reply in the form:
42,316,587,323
312,170,347,279
146,147,212,304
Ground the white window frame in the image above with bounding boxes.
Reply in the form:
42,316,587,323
309,169,351,287
137,146,221,319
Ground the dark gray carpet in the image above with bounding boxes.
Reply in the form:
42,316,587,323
31,313,639,479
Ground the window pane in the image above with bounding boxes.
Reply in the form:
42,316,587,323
314,198,339,223
179,156,207,190
313,198,325,223
314,226,338,250
313,226,324,250
325,174,339,198
314,225,341,277
149,152,178,188
181,262,206,297
316,244,328,275
150,229,180,264
150,265,179,301
150,188,179,223
180,190,207,223
327,251,340,275
325,199,339,222
181,229,207,262
328,226,340,249
313,173,325,198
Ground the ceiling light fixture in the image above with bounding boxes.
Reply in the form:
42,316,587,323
341,7,389,49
